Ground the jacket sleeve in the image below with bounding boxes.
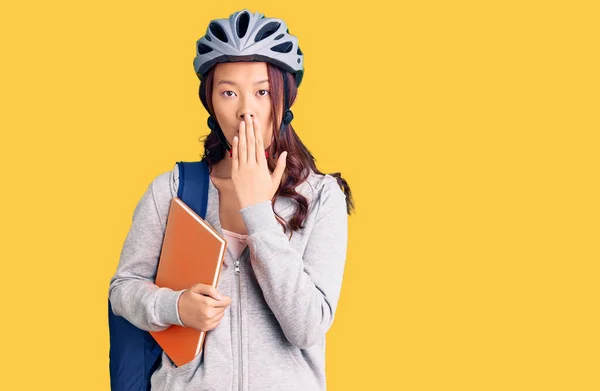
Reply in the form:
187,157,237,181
239,177,349,349
108,177,185,331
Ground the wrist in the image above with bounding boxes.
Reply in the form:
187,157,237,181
239,197,271,210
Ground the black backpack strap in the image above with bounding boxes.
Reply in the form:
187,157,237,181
176,159,210,219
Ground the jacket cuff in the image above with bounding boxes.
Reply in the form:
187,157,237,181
239,200,281,235
155,288,186,327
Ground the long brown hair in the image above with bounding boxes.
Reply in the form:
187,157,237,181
198,62,355,237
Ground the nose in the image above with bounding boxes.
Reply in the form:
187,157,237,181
238,107,254,120
237,95,255,120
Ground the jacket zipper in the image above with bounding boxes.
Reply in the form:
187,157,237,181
234,254,243,391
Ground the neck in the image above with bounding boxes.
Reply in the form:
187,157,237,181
210,156,232,179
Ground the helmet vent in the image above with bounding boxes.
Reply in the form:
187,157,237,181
209,22,229,43
297,46,303,55
270,42,293,54
236,11,250,38
254,22,281,42
274,33,284,40
197,43,213,55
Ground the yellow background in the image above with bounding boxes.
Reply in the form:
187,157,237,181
1,0,598,390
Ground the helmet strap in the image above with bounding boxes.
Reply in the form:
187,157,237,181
207,116,232,154
280,73,294,136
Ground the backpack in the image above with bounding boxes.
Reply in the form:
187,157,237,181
108,159,210,391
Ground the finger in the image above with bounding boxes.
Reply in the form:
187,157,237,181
271,151,288,188
207,313,224,330
201,294,231,309
206,306,226,320
211,295,232,308
254,116,266,166
190,283,222,300
232,135,239,172
239,119,247,164
207,310,225,323
246,114,255,166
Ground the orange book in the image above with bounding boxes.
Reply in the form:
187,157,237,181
149,197,227,367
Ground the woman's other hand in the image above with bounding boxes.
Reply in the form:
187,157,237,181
178,283,231,332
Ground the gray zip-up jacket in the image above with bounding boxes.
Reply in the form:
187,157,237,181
108,163,348,390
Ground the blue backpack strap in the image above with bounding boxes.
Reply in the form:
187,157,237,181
108,159,210,390
176,159,210,218
108,300,160,391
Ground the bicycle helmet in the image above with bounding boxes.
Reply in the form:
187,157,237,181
193,9,304,155
193,9,303,87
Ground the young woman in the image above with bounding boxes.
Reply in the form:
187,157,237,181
109,9,354,390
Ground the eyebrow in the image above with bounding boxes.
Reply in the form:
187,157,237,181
217,79,269,86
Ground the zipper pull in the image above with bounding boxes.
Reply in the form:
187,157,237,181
234,259,240,274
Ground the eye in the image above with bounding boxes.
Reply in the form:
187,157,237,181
223,91,237,97
257,89,270,97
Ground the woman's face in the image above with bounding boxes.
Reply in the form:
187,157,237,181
211,61,275,148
